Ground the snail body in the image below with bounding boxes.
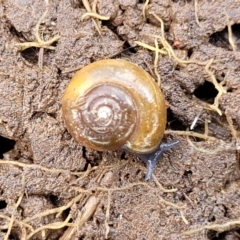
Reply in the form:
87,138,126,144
62,59,179,180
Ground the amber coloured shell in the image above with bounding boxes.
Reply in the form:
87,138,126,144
62,59,166,153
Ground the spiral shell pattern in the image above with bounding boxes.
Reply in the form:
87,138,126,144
62,59,166,153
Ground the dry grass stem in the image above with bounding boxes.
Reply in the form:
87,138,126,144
77,195,101,227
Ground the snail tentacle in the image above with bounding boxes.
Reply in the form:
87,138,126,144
136,140,180,181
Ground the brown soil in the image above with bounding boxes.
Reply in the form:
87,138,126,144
0,0,240,239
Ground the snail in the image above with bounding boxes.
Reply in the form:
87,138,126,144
62,59,179,180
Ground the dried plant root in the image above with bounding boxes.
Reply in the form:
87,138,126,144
188,119,225,154
0,159,98,177
77,164,98,179
23,194,83,223
135,41,167,54
0,214,33,231
225,14,237,51
204,59,226,115
164,129,216,141
15,0,60,51
142,0,150,21
152,174,177,192
27,214,72,240
105,191,111,239
225,114,240,175
226,114,239,141
146,33,208,66
187,136,225,154
74,182,175,198
166,119,227,154
154,38,161,86
183,219,240,236
194,0,201,27
3,176,25,240
158,195,185,209
82,0,110,34
4,214,14,240
180,210,189,225
158,195,186,224
81,12,110,21
136,13,225,69
151,13,165,38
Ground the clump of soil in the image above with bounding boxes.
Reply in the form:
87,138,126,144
0,0,240,239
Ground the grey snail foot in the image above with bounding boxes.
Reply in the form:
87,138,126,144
136,140,180,181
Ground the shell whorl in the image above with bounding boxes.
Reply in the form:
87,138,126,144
69,83,138,150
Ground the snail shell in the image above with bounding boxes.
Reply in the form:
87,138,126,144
62,59,166,154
